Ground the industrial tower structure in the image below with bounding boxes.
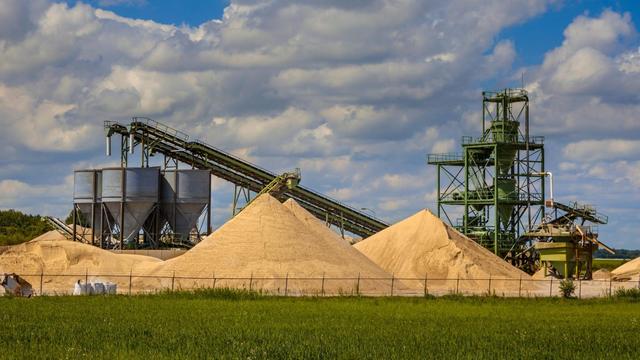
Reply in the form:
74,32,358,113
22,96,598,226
428,89,545,267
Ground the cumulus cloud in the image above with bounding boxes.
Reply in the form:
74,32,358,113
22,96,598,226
527,10,640,134
563,139,640,162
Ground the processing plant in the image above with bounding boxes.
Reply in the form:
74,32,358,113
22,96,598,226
428,89,545,269
50,90,613,278
428,88,612,278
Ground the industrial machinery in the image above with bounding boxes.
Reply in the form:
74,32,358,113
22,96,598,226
104,117,387,238
428,89,545,266
44,216,92,243
524,202,613,279
72,169,102,245
160,169,212,243
71,167,212,249
521,174,614,279
1,273,33,297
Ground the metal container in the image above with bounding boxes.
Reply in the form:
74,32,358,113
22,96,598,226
74,170,101,204
73,170,102,232
101,167,160,243
160,169,210,241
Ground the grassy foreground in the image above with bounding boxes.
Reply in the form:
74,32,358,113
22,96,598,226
1,290,639,359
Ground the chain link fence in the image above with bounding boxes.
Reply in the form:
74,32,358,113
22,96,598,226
4,272,639,298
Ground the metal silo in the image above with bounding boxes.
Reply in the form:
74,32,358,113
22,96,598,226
101,167,160,248
73,169,102,245
160,169,211,243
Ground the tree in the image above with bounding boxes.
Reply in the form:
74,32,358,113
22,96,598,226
0,209,53,246
64,209,90,227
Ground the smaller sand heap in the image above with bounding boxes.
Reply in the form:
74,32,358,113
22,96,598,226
354,209,534,295
140,194,399,295
0,239,160,294
611,257,640,281
592,269,612,280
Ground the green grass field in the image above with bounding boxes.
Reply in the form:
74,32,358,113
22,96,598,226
592,258,628,271
1,290,639,359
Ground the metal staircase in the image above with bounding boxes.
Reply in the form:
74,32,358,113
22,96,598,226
105,118,388,237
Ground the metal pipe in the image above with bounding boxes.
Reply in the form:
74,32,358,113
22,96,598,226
129,133,134,154
106,136,111,156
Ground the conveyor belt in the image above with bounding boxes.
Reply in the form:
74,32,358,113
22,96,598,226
105,118,388,237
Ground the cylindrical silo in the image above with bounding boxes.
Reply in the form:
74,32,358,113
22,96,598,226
101,167,159,245
160,169,210,242
73,169,102,243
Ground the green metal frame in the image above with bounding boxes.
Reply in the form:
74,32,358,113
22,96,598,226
428,89,545,265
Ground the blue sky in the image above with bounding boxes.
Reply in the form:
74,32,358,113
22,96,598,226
66,0,229,26
1,0,639,249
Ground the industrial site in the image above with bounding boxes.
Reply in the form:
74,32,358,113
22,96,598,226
2,89,639,298
2,1,640,358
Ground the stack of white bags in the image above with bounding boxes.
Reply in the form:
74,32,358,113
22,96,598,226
73,281,117,295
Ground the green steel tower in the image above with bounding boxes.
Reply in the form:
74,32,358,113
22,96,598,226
428,89,545,269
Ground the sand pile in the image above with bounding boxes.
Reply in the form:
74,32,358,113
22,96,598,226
611,257,640,281
28,225,94,243
532,268,559,280
141,194,396,294
29,230,67,242
354,209,532,294
592,269,612,280
0,238,160,294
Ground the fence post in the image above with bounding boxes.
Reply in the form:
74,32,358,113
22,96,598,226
171,271,175,292
578,278,582,299
212,272,217,289
609,279,612,297
129,270,132,296
456,277,459,294
356,273,360,296
423,272,428,297
637,276,640,289
284,273,289,296
390,274,395,297
488,275,492,295
40,270,44,296
249,273,253,292
85,268,89,290
549,278,553,297
518,275,522,297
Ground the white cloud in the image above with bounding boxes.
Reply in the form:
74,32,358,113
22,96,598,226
430,139,455,154
563,139,640,162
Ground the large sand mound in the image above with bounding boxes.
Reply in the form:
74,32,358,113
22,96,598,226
611,257,640,281
354,209,532,294
29,230,67,242
141,195,396,294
